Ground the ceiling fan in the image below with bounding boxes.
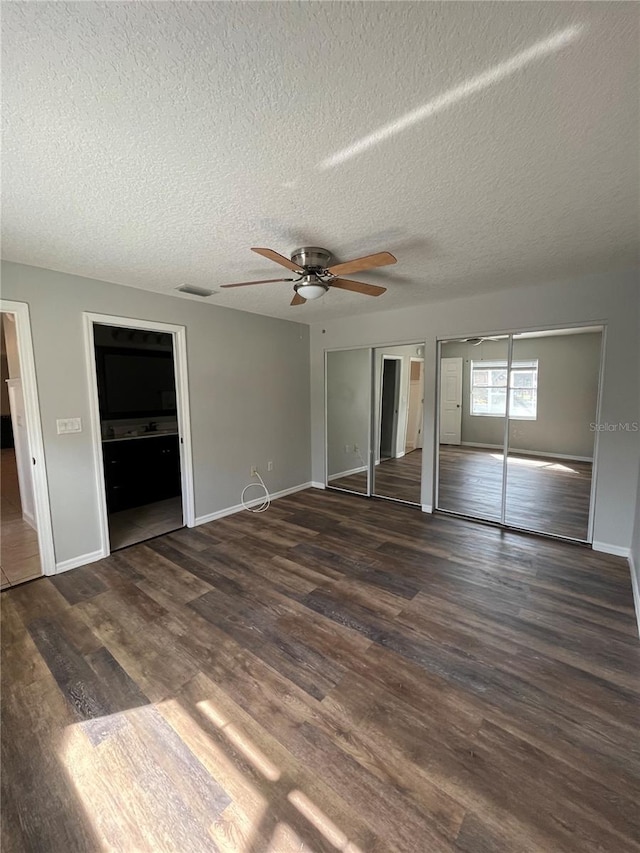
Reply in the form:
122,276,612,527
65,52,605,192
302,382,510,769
463,335,506,346
220,246,397,305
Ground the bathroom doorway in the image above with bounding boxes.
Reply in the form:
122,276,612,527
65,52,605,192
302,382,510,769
85,314,195,555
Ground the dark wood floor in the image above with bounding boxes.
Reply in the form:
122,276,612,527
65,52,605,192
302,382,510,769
2,488,639,852
330,449,423,504
438,446,593,540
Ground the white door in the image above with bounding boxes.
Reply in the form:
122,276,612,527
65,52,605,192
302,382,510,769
405,359,424,452
439,357,462,444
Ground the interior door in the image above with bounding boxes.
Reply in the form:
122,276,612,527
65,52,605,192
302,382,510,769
504,327,603,541
437,339,508,522
325,348,371,495
439,357,462,444
405,359,424,452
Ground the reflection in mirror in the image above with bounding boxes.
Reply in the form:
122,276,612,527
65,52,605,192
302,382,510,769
437,336,509,521
505,327,603,540
326,348,371,495
372,344,424,505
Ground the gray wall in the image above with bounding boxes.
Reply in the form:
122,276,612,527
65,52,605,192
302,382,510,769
440,332,602,459
326,348,370,479
310,268,640,552
1,261,311,564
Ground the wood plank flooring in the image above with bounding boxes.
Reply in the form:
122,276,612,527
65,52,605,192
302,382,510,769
330,449,423,504
438,445,593,540
2,487,639,852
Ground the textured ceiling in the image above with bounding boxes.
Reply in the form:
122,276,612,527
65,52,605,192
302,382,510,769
2,2,638,323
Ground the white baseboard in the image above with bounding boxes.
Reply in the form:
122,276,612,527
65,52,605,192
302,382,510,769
23,510,37,531
421,504,433,513
55,548,107,574
460,442,592,463
194,481,314,526
629,551,640,640
328,465,367,482
311,481,326,489
592,541,631,558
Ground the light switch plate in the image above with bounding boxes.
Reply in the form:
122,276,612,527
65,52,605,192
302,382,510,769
57,417,82,434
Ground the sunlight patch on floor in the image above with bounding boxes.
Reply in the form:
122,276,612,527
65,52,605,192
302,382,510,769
197,699,281,782
288,789,363,852
490,453,578,473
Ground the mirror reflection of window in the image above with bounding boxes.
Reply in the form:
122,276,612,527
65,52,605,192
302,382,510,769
438,337,509,522
437,327,603,542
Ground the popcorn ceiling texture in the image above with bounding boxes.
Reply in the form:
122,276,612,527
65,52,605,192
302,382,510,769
2,2,638,323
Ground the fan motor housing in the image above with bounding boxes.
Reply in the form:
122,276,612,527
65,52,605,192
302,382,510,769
291,247,332,272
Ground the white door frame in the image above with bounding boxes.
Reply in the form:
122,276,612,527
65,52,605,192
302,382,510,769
83,313,195,558
404,357,424,451
377,354,404,462
0,300,56,575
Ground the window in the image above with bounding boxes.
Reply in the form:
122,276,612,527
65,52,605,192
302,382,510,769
470,360,538,419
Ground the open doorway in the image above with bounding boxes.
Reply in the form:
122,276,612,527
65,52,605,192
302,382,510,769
1,313,40,587
1,304,55,588
379,356,402,461
86,317,194,553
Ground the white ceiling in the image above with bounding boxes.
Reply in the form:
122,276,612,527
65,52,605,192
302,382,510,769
2,2,638,323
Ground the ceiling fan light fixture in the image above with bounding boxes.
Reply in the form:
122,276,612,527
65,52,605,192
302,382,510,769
295,275,327,301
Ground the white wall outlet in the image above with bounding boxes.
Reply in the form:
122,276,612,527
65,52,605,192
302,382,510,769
354,443,359,453
57,417,82,434
267,461,273,472
344,444,350,453
251,465,257,477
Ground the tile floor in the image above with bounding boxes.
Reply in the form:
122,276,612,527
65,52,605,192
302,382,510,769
108,495,183,550
1,448,42,589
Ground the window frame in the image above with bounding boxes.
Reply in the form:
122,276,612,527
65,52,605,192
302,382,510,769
470,359,538,420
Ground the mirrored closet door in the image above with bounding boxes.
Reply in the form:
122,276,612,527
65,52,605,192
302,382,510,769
372,344,424,505
325,348,371,495
437,335,509,522
504,327,603,540
325,343,425,506
437,326,603,542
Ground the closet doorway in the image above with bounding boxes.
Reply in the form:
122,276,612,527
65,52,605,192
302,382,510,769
436,325,604,542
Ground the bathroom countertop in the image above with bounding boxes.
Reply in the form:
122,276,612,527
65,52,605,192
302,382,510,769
102,431,179,443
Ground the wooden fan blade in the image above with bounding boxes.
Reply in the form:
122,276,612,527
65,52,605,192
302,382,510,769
327,251,396,277
291,292,306,306
329,278,387,297
221,278,293,288
251,247,303,273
